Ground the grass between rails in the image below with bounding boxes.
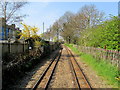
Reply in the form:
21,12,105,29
64,43,119,88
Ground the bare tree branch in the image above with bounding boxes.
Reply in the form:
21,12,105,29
0,1,27,39
0,1,27,24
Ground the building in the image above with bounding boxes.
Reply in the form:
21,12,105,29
0,18,21,40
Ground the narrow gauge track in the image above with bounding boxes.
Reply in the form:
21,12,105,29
65,46,92,89
32,48,62,90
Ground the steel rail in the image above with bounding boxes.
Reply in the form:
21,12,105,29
32,49,62,90
65,46,92,89
65,46,81,88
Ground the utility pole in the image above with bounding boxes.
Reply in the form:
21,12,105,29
49,26,51,41
49,29,51,41
47,28,49,41
43,22,44,39
56,22,59,42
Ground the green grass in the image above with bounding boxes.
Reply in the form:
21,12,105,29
64,43,119,88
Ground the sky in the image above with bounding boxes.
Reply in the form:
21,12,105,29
19,2,119,34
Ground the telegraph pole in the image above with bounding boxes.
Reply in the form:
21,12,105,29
56,22,59,42
43,22,44,38
49,26,51,41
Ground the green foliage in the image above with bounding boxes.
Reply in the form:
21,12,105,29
53,36,57,42
79,16,120,50
65,44,119,88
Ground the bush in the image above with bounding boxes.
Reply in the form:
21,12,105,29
79,16,120,51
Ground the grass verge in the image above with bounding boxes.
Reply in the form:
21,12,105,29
64,43,119,88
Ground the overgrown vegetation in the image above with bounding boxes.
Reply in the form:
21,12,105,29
2,42,53,89
79,16,120,50
3,49,41,88
65,43,119,88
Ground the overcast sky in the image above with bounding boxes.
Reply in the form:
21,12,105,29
19,2,119,34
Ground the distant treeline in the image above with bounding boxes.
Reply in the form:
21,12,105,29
44,4,120,51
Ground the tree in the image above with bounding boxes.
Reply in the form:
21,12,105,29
0,1,27,24
46,5,105,44
57,11,75,43
43,28,51,41
47,21,61,42
79,16,120,50
19,23,45,50
58,11,74,31
0,1,27,39
78,4,105,28
19,23,39,40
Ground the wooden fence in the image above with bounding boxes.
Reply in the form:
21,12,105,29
0,42,29,58
73,45,120,67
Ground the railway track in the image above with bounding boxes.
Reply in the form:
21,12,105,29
32,48,62,90
32,45,91,89
65,46,92,89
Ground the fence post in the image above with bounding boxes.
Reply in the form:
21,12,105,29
8,39,10,53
